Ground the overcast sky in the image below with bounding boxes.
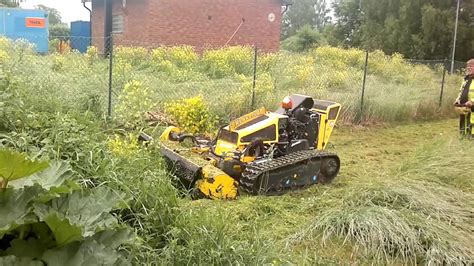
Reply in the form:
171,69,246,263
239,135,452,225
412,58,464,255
20,0,91,25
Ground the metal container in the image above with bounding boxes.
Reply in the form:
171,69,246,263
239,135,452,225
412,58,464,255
0,7,49,53
70,20,91,53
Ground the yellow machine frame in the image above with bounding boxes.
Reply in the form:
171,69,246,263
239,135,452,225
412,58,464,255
214,100,341,155
160,97,342,200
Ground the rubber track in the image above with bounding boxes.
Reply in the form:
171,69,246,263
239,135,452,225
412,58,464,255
240,150,338,195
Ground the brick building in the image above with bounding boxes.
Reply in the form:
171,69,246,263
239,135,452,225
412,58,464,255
86,0,291,52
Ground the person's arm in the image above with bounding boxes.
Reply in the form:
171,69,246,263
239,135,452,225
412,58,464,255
454,79,465,104
456,77,472,105
467,81,473,108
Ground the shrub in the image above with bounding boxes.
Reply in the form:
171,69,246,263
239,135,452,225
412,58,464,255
51,54,66,71
113,57,134,90
168,46,198,68
202,46,254,78
115,46,149,66
165,95,217,134
0,50,9,64
150,46,202,82
0,37,12,52
281,25,323,52
0,74,24,131
234,73,275,112
311,46,366,69
107,133,140,159
85,46,99,64
151,45,199,70
116,80,154,127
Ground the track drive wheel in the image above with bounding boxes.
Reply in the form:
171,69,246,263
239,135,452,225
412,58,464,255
319,157,340,184
191,188,207,200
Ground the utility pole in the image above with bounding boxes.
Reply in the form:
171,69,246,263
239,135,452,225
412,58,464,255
450,0,460,74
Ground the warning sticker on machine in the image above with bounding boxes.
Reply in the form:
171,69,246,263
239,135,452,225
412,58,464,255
26,18,46,28
229,107,267,131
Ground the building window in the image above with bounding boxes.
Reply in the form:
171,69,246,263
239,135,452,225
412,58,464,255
112,15,124,33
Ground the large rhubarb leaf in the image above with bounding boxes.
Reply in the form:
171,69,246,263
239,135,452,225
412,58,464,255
4,238,48,260
34,186,127,246
41,238,130,266
9,161,79,201
9,161,73,190
93,228,135,249
0,186,41,237
0,149,49,184
0,255,43,266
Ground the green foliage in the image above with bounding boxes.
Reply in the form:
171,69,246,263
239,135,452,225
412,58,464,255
36,5,63,25
282,25,323,52
85,46,99,65
328,0,474,61
0,71,24,132
51,54,66,71
150,46,204,82
202,46,253,78
116,80,154,127
151,46,198,69
0,149,133,264
115,46,149,67
0,0,18,7
282,0,330,39
165,95,217,134
0,150,49,188
160,206,282,265
49,24,70,39
107,133,140,159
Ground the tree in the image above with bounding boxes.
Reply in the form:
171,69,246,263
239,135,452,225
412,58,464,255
50,24,70,39
328,0,363,47
281,25,323,52
36,4,63,25
282,0,330,39
0,0,19,7
327,0,474,61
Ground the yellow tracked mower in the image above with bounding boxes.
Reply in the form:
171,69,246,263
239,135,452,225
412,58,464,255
160,94,342,200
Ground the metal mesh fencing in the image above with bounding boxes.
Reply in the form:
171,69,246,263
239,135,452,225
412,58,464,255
1,34,468,124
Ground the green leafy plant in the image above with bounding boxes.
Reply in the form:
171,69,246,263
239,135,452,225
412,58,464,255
165,95,217,134
282,25,323,52
116,80,154,127
0,149,134,264
0,150,48,189
202,46,253,78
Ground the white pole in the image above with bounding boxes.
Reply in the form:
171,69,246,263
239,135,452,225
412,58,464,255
451,0,460,74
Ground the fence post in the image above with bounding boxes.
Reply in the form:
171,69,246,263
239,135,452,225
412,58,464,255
251,45,258,110
439,60,447,107
107,36,114,119
360,50,369,113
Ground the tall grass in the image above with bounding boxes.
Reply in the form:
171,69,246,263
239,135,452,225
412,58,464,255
288,139,474,264
0,37,463,126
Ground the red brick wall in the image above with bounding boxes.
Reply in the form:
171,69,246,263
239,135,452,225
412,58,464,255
92,0,150,51
91,0,282,52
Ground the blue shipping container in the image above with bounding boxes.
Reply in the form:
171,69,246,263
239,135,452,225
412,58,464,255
70,21,91,53
0,7,49,53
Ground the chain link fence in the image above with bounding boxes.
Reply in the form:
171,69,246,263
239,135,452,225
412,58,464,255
2,34,468,125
